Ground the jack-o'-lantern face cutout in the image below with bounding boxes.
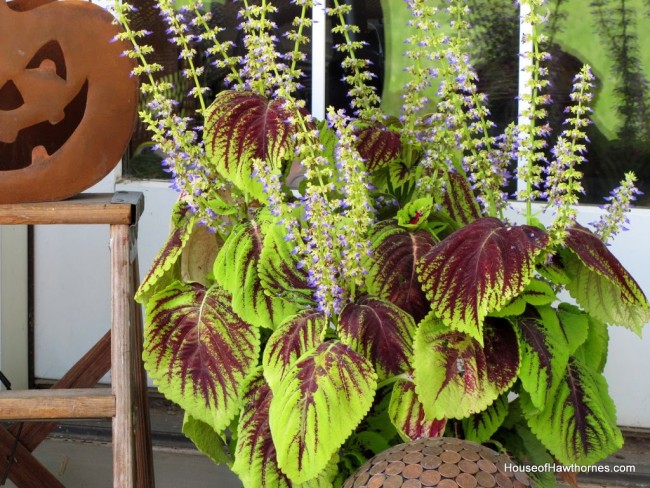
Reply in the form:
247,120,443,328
0,0,138,203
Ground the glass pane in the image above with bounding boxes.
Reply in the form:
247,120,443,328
381,0,650,206
544,0,650,205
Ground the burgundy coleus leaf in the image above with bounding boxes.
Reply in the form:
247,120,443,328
144,282,260,432
214,220,299,328
367,221,437,323
269,341,377,483
442,171,482,226
513,306,571,410
136,201,193,304
522,356,623,466
413,315,520,420
389,376,446,441
354,123,402,171
204,90,304,199
461,392,509,444
417,217,548,343
258,221,313,308
563,223,650,334
339,297,416,380
231,369,337,488
263,310,327,392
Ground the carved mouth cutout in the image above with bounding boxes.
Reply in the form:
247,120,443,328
0,40,88,171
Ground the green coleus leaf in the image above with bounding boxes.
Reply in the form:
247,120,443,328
338,297,416,380
214,220,299,328
513,306,571,410
521,279,557,305
417,217,549,344
269,341,377,484
555,303,590,354
367,221,437,323
496,401,557,488
144,282,260,432
489,279,557,318
263,310,327,393
564,223,650,334
413,315,520,419
354,123,402,171
389,376,446,442
462,392,509,444
258,221,313,308
182,413,231,466
576,316,609,374
441,171,482,226
204,90,302,199
232,370,336,488
136,202,194,304
522,356,623,466
180,219,222,286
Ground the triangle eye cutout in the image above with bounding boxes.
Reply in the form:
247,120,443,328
26,40,66,80
0,80,24,111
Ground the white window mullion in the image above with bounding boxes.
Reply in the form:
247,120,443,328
517,1,533,198
311,2,327,120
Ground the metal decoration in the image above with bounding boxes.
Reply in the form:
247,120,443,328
344,437,533,488
0,0,137,203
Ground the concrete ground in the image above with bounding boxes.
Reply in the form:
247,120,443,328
3,395,650,487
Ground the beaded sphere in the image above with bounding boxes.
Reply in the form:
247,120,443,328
343,437,532,488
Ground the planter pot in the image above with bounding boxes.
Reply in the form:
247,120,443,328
343,437,532,488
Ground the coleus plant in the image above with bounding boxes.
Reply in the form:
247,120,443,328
114,0,650,486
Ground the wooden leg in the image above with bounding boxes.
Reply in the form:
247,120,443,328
131,254,155,487
110,224,135,487
2,331,111,486
0,427,64,488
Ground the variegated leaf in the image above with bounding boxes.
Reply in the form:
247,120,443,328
258,222,313,307
514,306,571,410
564,224,650,334
367,221,437,322
144,282,260,432
214,220,299,328
389,159,411,189
263,310,327,392
396,197,435,230
232,370,336,488
136,202,194,304
416,217,548,344
462,392,509,444
339,297,416,380
522,356,623,466
354,123,402,171
389,377,446,442
413,315,519,420
441,171,482,226
269,341,377,483
204,90,301,199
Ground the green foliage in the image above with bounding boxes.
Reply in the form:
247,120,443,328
115,0,650,485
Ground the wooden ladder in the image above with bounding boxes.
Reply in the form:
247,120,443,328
0,192,154,488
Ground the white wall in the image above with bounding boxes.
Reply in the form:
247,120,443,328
32,175,177,383
0,225,28,391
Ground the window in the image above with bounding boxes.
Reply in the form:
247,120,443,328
121,0,650,209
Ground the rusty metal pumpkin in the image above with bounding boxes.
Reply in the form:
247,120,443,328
0,0,138,203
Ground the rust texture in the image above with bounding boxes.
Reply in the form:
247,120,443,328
344,437,533,488
0,0,137,203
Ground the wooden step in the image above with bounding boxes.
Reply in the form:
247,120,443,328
0,388,115,420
